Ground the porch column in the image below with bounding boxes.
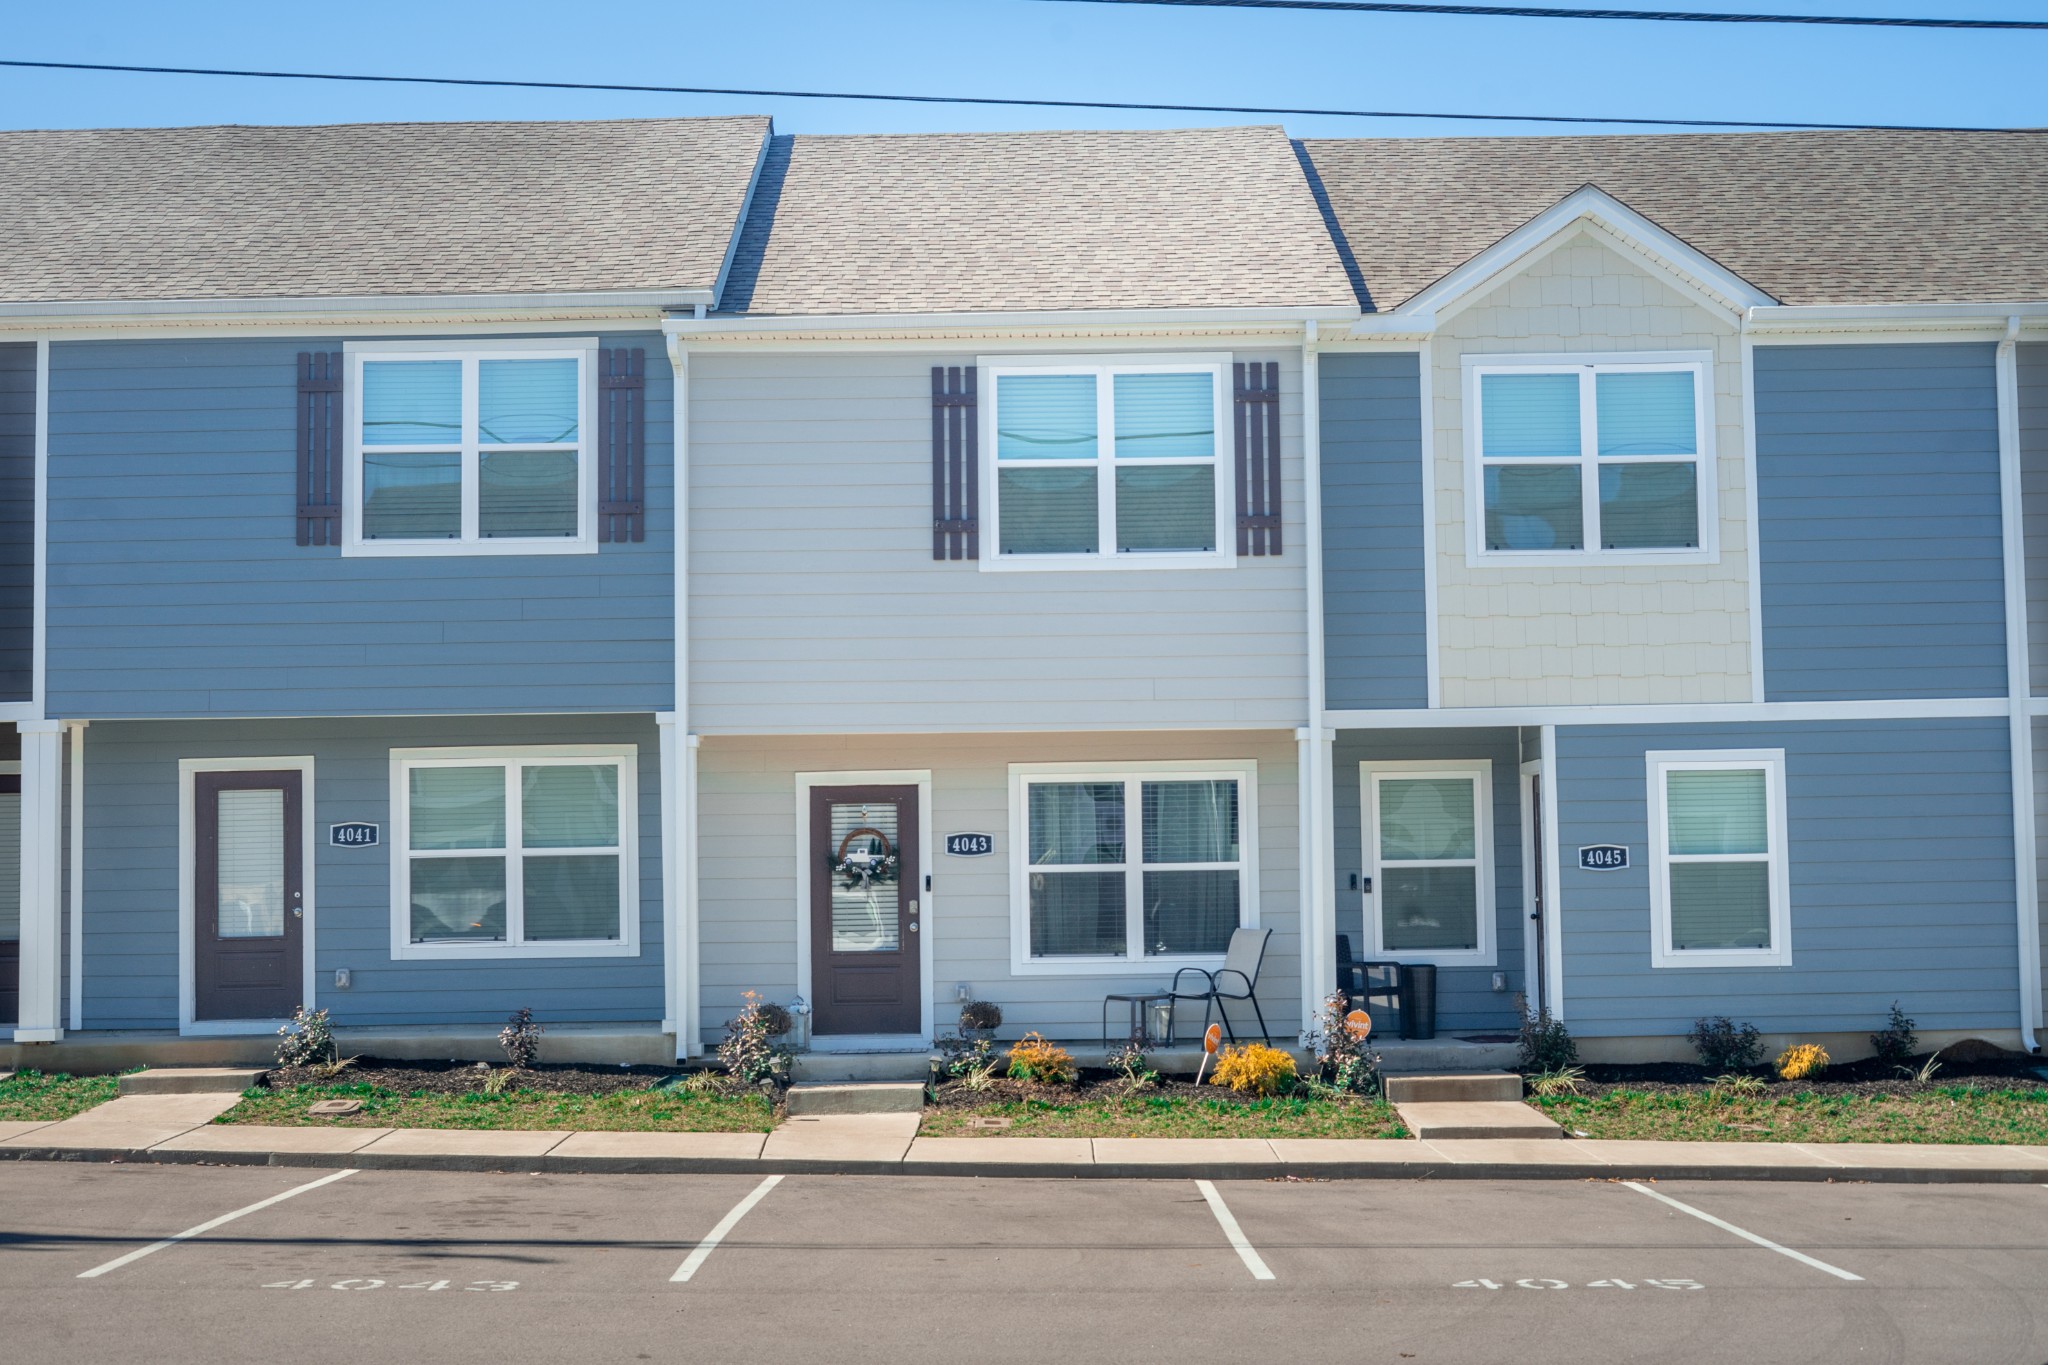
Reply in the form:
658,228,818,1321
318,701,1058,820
15,720,63,1040
658,712,680,1053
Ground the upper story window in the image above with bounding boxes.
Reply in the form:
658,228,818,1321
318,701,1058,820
1466,353,1714,565
345,340,597,557
1647,749,1791,969
984,355,1233,570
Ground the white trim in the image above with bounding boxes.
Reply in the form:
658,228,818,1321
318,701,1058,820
674,305,1360,338
1995,321,2043,1039
1326,696,2007,730
1417,345,1441,708
31,339,46,718
176,755,317,1035
1462,351,1719,568
1740,327,1767,702
1300,327,1334,1032
1371,187,1773,331
1359,758,1496,968
794,769,935,1043
657,714,680,1042
1518,756,1544,1012
1645,748,1792,970
0,287,713,323
65,722,83,1032
386,744,640,961
340,339,600,558
1006,758,1261,977
977,353,1235,572
13,724,61,1039
666,332,700,1057
684,735,703,1055
1295,728,1315,1033
1539,725,1565,1019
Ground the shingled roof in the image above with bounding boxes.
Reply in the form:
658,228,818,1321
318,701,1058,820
719,125,1359,315
1298,129,2048,310
0,117,771,305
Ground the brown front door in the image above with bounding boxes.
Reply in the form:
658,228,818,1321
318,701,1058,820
194,769,303,1022
810,784,920,1036
0,772,17,1025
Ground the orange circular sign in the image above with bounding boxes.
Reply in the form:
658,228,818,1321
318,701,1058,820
1344,1009,1373,1040
1203,1023,1223,1053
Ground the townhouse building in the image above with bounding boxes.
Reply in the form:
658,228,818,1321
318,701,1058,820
0,116,2042,1068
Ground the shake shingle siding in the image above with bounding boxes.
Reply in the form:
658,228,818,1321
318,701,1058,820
45,336,675,718
1755,343,2005,702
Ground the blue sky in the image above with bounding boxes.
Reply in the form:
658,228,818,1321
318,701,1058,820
1,0,2041,139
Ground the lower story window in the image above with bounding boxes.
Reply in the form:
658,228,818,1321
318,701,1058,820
392,746,638,958
1011,763,1255,969
1648,749,1790,968
1361,760,1495,965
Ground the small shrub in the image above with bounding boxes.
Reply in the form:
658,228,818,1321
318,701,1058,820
1210,1043,1298,1097
498,1007,544,1068
1106,1035,1158,1093
1776,1042,1830,1081
1005,1032,1076,1085
1307,989,1381,1096
1526,1066,1586,1098
1708,1072,1766,1099
275,1006,336,1069
1870,1001,1918,1069
718,990,795,1085
1689,1016,1764,1072
934,1033,1000,1089
1518,997,1579,1075
960,1000,1003,1032
755,1002,793,1037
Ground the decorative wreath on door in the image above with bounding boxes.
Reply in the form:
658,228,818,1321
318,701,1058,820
831,826,900,891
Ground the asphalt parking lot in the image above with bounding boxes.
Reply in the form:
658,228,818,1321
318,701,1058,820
3,1163,2046,1364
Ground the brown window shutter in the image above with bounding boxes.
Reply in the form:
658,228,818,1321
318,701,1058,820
296,351,342,546
599,347,646,543
931,365,978,560
1233,360,1282,557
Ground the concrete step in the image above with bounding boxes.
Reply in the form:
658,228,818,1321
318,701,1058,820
785,1082,927,1116
1384,1072,1523,1104
118,1067,268,1096
1375,1040,1520,1073
1395,1100,1564,1141
792,1052,933,1083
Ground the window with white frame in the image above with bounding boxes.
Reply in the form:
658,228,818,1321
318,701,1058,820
986,356,1232,566
1469,355,1711,559
1362,761,1495,965
393,747,637,957
348,342,594,555
1647,749,1791,969
1010,764,1254,969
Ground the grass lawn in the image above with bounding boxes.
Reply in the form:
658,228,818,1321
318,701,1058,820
0,1070,120,1123
1531,1086,2048,1144
920,1092,1409,1139
218,1082,776,1133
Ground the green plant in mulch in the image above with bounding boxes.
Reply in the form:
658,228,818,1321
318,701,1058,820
0,1069,120,1122
217,1080,776,1133
920,1093,1408,1140
1518,997,1579,1075
1530,1085,2048,1145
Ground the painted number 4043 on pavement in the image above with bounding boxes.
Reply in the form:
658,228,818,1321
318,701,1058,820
1453,1279,1703,1290
264,1279,518,1291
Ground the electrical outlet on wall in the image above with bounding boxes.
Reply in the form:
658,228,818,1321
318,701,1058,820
956,983,973,1003
333,968,351,989
1491,971,1507,993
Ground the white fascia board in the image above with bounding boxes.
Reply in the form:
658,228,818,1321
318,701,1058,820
0,287,717,328
1354,185,1775,336
1325,696,2008,730
710,125,775,313
1745,300,2048,336
666,304,1360,339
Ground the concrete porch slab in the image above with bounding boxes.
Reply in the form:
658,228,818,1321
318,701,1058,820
761,1113,920,1166
150,1124,396,1155
905,1136,1095,1169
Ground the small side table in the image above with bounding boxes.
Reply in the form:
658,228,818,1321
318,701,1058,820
1102,991,1174,1050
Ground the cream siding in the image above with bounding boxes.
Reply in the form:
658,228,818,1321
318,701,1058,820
1430,230,1754,707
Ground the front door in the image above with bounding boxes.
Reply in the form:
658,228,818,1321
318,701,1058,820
194,769,303,1022
809,784,920,1036
0,773,18,1025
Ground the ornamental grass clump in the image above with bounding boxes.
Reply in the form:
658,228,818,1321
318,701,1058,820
1004,1032,1075,1085
1210,1043,1298,1097
1776,1042,1830,1082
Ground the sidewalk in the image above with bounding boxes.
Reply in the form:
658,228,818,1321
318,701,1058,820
6,1103,2048,1181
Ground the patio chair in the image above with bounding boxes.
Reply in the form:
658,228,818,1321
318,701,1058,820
1337,934,1404,1030
1167,926,1273,1046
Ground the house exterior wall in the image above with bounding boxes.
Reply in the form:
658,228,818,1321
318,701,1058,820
44,334,675,719
1320,350,1428,710
78,714,665,1030
1429,231,1754,707
1554,716,2017,1039
695,728,1300,1047
1754,342,2004,702
2018,342,2048,695
687,349,1309,734
0,343,34,704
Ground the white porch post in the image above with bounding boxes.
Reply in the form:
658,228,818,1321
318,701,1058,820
657,711,681,1054
15,719,63,1040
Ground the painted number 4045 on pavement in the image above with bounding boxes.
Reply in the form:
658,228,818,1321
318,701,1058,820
264,1279,518,1291
1453,1279,1703,1290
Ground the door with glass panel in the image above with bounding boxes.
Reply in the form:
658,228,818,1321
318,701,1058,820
809,785,920,1036
0,773,19,1024
194,770,302,1021
1364,764,1494,963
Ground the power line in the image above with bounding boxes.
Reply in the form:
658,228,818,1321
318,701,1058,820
1035,0,2048,29
0,57,2024,132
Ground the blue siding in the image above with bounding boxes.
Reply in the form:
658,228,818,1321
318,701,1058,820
1321,352,1428,710
1555,718,2017,1037
0,344,32,703
46,335,674,718
79,715,665,1030
1755,343,2004,701
1332,727,1524,1031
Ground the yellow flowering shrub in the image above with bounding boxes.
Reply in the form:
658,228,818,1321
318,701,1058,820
1775,1042,1830,1081
1005,1032,1076,1085
1210,1043,1298,1097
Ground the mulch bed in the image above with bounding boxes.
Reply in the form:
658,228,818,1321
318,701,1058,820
927,1069,1378,1110
1558,1049,2048,1101
261,1058,692,1097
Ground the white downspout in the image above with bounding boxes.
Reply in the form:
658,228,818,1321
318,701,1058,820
1300,324,1333,1035
665,330,701,1058
1995,316,2041,1053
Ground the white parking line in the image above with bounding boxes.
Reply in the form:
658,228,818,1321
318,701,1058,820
1622,1181,1863,1283
1194,1180,1274,1282
671,1175,783,1284
77,1169,359,1280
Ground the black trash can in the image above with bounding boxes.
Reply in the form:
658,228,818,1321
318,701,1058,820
1397,964,1438,1040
